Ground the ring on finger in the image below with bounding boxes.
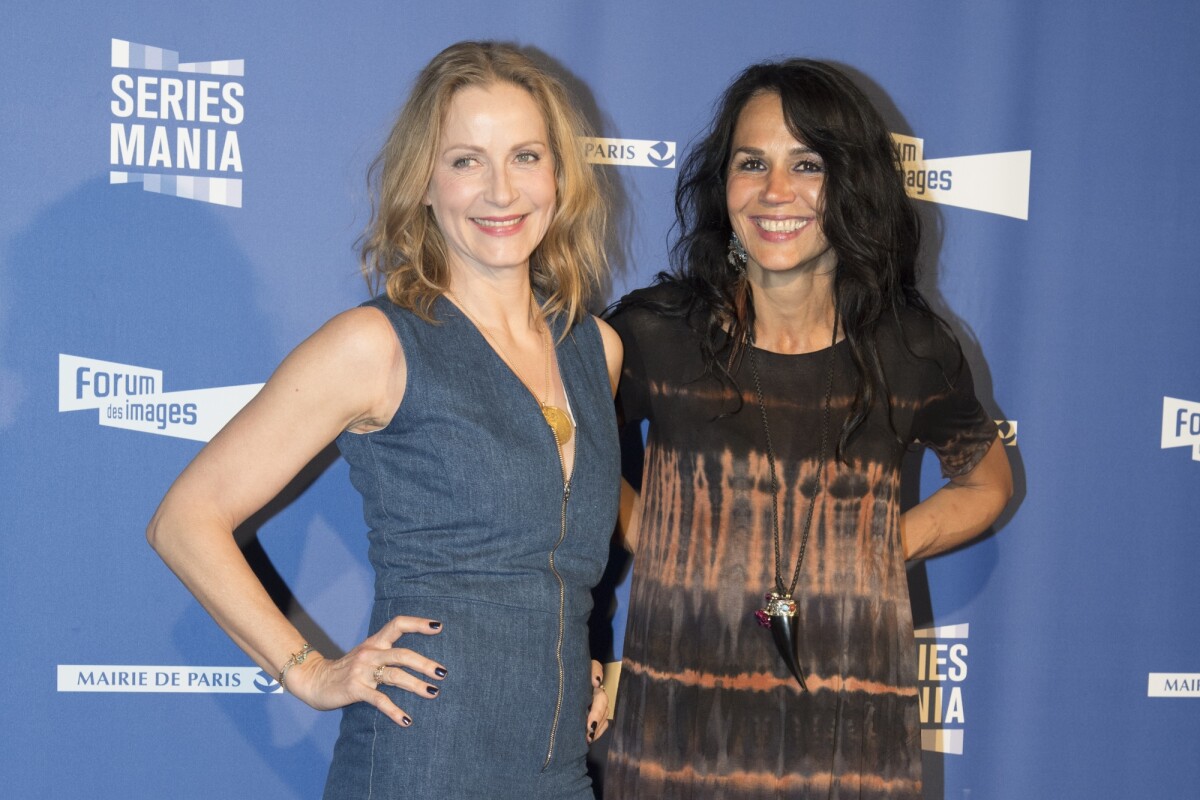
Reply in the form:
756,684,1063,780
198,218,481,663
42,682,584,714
372,664,385,684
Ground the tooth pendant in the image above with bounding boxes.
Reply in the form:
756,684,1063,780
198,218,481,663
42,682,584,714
756,591,808,691
754,591,797,627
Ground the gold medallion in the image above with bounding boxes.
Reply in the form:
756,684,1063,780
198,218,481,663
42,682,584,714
542,404,574,445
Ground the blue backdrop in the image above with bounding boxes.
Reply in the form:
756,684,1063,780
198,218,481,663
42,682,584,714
3,2,1199,798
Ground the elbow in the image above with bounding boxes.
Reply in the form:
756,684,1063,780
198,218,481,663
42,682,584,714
146,499,184,557
998,451,1015,506
146,503,194,573
146,496,235,564
995,468,1014,508
984,439,1015,524
146,509,167,554
985,467,1014,528
988,487,1012,531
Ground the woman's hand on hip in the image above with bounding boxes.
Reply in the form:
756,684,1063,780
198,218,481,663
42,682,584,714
586,659,610,743
285,615,447,727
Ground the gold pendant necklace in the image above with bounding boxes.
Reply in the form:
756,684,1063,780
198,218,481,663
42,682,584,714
541,404,574,445
449,293,574,446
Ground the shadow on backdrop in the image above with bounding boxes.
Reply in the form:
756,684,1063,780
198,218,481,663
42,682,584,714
526,44,636,310
851,62,1025,800
0,177,365,798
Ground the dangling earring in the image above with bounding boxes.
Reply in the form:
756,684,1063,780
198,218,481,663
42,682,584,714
727,231,748,273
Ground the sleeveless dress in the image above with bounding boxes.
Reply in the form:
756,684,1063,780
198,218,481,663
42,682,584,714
604,285,997,800
324,295,620,799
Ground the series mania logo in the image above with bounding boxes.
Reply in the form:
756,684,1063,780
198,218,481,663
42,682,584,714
915,623,970,755
109,38,245,207
892,133,1030,220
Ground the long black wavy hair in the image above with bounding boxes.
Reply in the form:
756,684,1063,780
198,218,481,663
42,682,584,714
635,58,941,454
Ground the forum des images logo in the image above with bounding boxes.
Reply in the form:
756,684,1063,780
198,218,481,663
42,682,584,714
59,354,260,442
1162,397,1200,462
891,133,1030,221
108,38,244,207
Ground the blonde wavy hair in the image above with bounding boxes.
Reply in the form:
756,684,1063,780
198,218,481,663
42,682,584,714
360,41,608,329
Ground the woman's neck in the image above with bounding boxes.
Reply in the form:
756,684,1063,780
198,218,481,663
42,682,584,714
446,266,539,336
748,270,838,355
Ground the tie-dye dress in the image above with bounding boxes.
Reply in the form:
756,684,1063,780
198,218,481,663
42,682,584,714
605,285,997,800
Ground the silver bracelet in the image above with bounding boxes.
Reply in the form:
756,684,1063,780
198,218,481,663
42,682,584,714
277,643,313,693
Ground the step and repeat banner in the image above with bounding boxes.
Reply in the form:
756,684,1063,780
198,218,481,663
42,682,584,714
2,2,1198,798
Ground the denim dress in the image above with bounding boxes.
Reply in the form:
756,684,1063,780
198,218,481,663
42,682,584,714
325,295,619,799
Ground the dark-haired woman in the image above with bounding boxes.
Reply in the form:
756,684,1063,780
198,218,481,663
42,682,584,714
605,60,1012,798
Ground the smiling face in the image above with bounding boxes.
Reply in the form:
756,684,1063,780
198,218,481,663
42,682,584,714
725,91,837,280
424,82,557,281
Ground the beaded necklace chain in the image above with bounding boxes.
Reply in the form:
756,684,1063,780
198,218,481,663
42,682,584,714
747,313,838,691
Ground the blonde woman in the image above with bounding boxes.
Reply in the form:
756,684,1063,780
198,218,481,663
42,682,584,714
149,42,621,798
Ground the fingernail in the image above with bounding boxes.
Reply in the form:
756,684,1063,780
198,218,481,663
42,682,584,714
426,685,439,696
402,715,412,726
429,621,442,630
435,667,448,678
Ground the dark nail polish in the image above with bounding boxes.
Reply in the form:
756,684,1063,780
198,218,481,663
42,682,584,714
435,667,448,678
426,685,439,696
402,716,412,726
429,621,442,630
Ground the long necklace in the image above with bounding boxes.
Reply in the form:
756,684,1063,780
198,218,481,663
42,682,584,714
746,314,838,691
449,293,574,446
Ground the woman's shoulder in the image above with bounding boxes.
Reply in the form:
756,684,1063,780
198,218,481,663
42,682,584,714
877,305,956,349
315,303,404,367
619,279,691,305
589,315,623,394
606,279,694,332
876,305,969,383
357,293,440,323
562,310,606,354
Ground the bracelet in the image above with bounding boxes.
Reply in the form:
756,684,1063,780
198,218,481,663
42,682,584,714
277,643,313,693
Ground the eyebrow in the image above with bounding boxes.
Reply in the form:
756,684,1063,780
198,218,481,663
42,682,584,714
440,140,549,155
731,145,819,158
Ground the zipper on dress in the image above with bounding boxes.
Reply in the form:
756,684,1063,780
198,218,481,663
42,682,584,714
542,438,571,771
541,478,570,770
